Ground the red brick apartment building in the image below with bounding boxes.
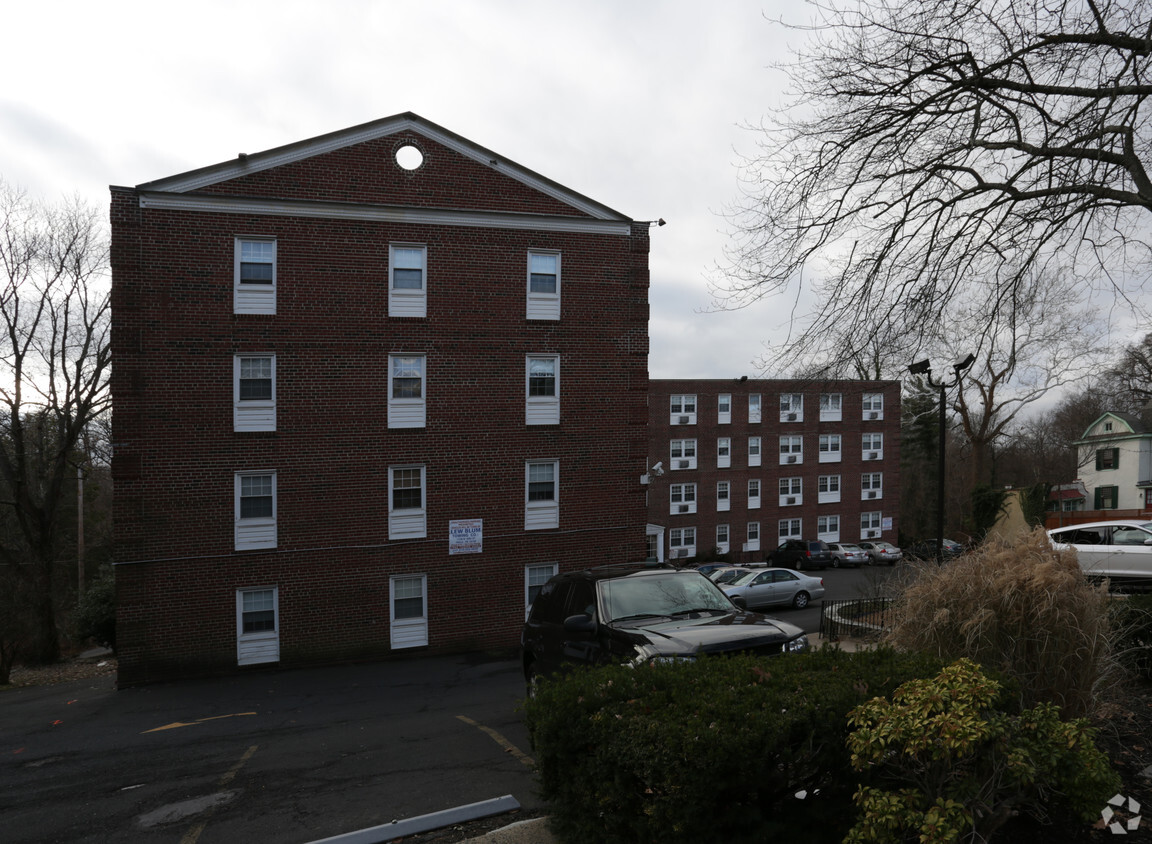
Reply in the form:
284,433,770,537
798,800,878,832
110,114,650,685
646,380,901,563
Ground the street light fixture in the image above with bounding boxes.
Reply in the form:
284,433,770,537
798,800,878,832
907,354,975,564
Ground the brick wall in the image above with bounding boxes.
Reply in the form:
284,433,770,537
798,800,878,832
647,379,902,562
111,119,649,685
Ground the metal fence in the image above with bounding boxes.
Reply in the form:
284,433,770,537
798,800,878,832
819,597,894,642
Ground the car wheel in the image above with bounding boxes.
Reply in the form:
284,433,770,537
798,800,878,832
792,591,810,610
525,663,540,700
831,557,840,568
866,556,875,566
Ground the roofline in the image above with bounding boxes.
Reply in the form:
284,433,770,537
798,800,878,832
132,112,632,223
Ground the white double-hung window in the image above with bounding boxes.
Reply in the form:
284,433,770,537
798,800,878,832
748,479,761,509
818,434,841,463
234,238,276,315
862,472,883,500
670,394,697,425
389,244,427,318
525,461,559,530
749,394,762,423
234,354,275,432
716,524,730,554
779,518,802,539
863,393,884,420
670,483,697,515
862,433,884,461
748,436,762,467
717,481,731,512
388,355,426,429
861,511,883,539
390,574,428,649
817,515,840,542
526,355,560,425
717,437,731,468
670,439,697,470
669,527,696,558
780,393,803,422
779,477,802,506
780,435,803,465
235,471,277,551
527,251,560,320
236,587,279,665
718,393,731,424
820,393,842,422
389,465,427,539
526,563,558,615
818,474,842,504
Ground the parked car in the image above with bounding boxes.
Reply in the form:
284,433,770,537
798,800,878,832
722,567,825,610
693,563,728,577
521,564,810,693
766,539,832,570
910,538,964,559
1048,520,1152,587
827,542,869,568
708,566,755,586
858,540,903,566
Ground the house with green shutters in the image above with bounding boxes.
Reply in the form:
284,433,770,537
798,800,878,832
1075,409,1152,513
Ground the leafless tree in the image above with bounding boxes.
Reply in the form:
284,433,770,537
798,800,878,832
0,180,110,663
719,0,1152,369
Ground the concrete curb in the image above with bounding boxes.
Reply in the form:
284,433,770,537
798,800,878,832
460,816,556,844
304,795,521,844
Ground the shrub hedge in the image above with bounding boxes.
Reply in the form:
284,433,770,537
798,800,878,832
523,646,943,844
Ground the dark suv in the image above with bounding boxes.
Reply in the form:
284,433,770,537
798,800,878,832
766,539,832,570
521,564,809,692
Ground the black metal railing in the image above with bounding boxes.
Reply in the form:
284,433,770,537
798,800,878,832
819,597,894,641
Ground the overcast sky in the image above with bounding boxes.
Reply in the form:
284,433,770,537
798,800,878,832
1,0,818,380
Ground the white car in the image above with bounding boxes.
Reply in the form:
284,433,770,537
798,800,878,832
1047,520,1152,584
722,567,825,610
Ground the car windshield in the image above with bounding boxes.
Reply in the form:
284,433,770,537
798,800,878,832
728,570,760,586
840,544,862,552
600,573,733,623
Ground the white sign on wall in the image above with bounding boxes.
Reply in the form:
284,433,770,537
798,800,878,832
449,519,483,555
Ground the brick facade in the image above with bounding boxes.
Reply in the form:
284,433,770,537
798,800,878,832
111,114,650,685
647,379,901,563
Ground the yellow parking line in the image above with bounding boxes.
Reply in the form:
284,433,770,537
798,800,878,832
178,745,259,844
456,715,535,768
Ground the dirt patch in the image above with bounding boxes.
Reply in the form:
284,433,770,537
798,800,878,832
2,655,117,689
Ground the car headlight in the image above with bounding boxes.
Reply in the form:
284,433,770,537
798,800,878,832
786,635,810,654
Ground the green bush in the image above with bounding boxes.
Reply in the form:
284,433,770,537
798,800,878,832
72,565,116,651
845,659,1120,843
524,646,942,844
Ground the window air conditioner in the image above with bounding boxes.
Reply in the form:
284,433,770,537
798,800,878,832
677,460,690,469
787,455,797,463
867,451,878,460
867,490,877,499
676,548,690,558
787,412,797,421
868,412,879,420
678,504,690,513
786,496,796,505
678,415,690,425
866,530,879,538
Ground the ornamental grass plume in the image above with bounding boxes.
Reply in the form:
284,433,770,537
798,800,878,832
883,527,1117,718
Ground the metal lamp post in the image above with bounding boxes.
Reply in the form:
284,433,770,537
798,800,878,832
907,354,975,564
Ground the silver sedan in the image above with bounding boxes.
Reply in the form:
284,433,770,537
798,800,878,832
722,567,825,610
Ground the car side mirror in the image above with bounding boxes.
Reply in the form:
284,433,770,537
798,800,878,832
563,613,597,633
730,595,747,610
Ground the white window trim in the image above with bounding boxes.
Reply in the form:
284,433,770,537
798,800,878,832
717,481,731,512
525,460,560,530
862,472,884,501
748,479,762,510
388,354,427,429
780,436,803,466
389,465,428,540
745,521,761,553
818,434,842,464
233,354,276,432
717,437,731,469
670,483,698,516
860,511,883,540
748,436,762,468
780,393,804,423
718,393,732,425
818,474,842,504
526,250,561,320
389,243,427,318
235,471,277,551
778,518,802,539
716,524,730,554
390,574,428,649
670,394,698,426
820,393,843,422
749,394,762,424
817,516,841,543
863,393,885,420
669,527,696,559
525,563,558,618
779,477,802,507
234,237,276,315
236,586,279,666
670,439,698,470
525,354,560,425
862,433,884,461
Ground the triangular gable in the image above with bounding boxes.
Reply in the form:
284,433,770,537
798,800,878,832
1077,411,1147,441
134,112,629,224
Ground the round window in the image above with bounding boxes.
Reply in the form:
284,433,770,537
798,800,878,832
395,145,424,171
